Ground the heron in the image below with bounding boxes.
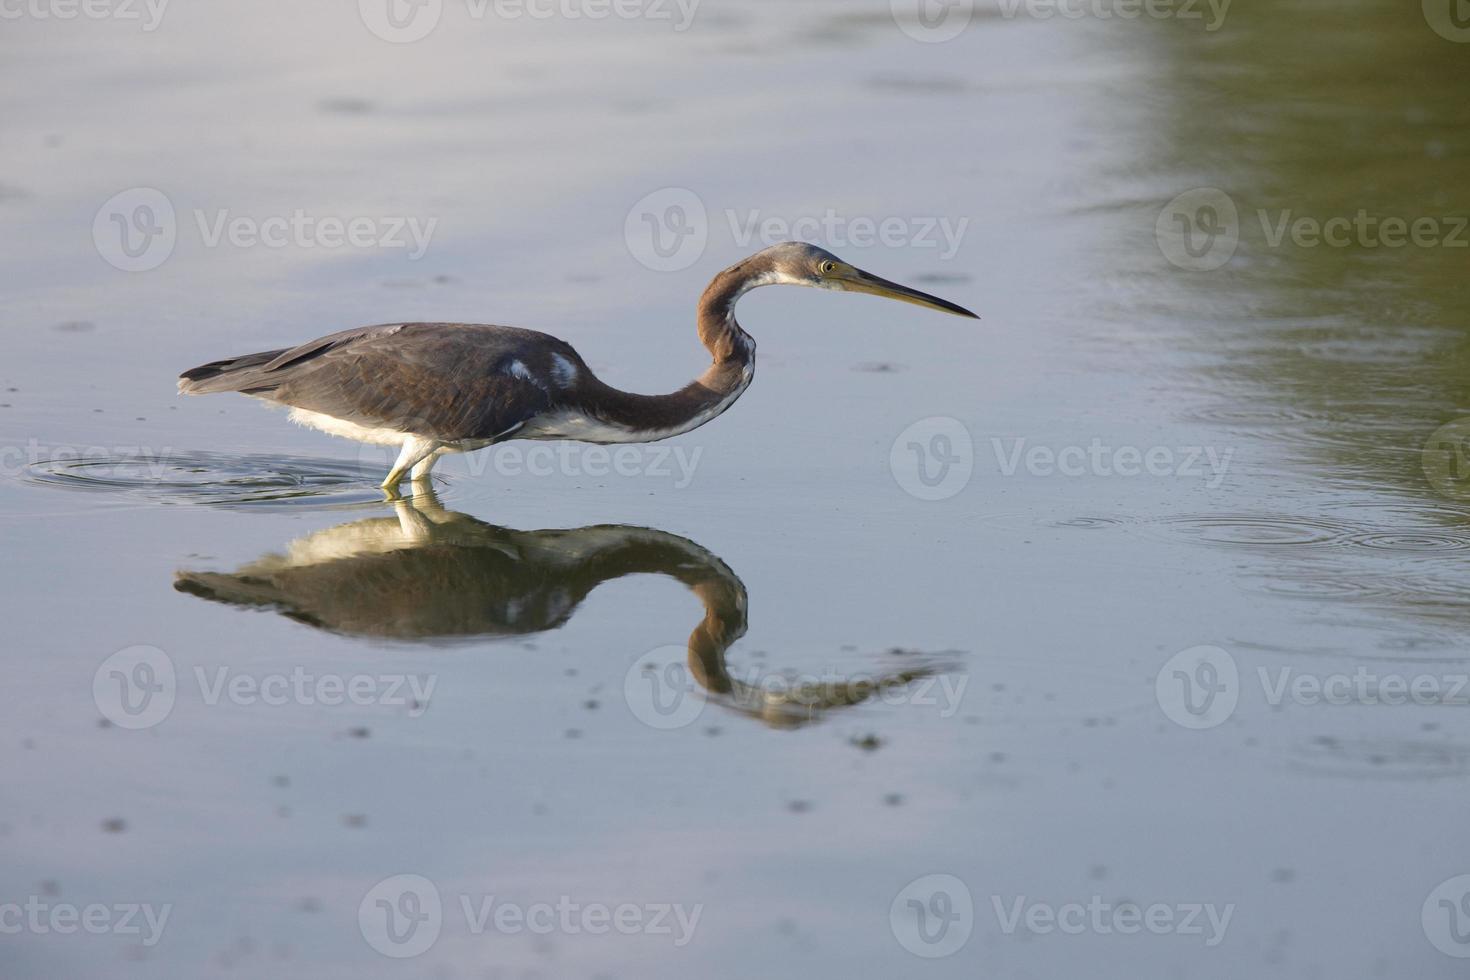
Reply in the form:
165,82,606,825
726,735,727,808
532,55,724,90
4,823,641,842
176,489,958,728
178,242,978,494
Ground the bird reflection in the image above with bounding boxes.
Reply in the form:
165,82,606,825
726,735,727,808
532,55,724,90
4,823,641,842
174,490,950,728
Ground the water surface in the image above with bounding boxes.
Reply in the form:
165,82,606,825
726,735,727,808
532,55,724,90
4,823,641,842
3,1,1469,977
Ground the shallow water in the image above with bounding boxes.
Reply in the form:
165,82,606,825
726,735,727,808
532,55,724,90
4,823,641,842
3,1,1470,977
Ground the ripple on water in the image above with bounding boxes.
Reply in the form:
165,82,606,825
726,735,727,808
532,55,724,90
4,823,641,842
1149,514,1356,548
21,452,385,508
1041,516,1132,530
1289,735,1469,781
1345,530,1470,554
974,512,1136,533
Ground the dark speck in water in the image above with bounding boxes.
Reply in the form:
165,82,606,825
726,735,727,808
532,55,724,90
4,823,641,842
101,818,126,833
341,814,366,828
317,97,374,114
787,800,812,814
850,734,884,752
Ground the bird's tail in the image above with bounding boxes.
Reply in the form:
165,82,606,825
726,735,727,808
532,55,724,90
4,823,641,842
177,349,289,395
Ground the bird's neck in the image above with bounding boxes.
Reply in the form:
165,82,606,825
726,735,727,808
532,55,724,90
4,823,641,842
575,266,762,441
695,264,763,367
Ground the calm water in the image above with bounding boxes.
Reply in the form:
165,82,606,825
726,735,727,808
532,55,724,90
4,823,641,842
4,1,1470,977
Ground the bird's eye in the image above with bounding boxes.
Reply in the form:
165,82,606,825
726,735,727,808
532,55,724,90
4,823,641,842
819,261,836,275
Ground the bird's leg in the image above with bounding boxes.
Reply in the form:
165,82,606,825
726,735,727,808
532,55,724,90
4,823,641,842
409,449,442,485
381,437,440,495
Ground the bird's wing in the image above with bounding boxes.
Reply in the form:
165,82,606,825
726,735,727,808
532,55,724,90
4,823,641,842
251,323,574,442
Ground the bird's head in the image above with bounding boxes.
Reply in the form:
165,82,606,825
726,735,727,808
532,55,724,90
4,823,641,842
748,241,978,319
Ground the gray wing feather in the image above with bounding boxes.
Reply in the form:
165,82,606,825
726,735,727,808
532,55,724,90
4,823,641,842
182,323,579,442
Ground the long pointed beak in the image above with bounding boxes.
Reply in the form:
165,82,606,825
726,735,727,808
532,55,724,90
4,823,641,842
837,268,979,319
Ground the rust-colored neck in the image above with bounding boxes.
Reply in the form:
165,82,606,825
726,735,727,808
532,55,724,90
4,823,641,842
572,259,765,438
695,259,765,366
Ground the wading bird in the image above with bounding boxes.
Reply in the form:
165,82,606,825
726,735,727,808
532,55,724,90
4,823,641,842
176,489,957,728
179,242,977,493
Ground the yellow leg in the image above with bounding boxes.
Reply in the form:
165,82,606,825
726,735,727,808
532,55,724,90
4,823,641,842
381,438,440,494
